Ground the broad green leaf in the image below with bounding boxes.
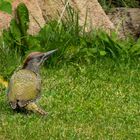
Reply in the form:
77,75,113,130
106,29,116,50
0,1,12,14
16,3,29,35
100,50,107,56
10,19,21,43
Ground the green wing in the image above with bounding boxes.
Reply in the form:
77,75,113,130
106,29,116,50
8,69,41,107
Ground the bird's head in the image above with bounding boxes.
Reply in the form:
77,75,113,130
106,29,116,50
22,49,57,73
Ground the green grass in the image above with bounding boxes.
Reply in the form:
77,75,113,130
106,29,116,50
0,59,140,139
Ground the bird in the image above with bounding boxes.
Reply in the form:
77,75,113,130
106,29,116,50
7,49,57,115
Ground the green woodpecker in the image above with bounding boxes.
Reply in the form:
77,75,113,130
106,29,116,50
7,49,57,115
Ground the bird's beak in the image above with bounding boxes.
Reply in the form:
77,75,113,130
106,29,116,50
44,49,58,58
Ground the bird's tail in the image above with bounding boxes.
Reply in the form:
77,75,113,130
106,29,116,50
0,76,8,88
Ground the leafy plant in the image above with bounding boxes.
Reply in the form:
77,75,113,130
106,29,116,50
16,3,29,36
0,39,21,79
129,38,140,56
0,0,12,14
2,3,34,55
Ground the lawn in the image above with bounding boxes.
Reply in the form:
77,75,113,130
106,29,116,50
0,59,139,140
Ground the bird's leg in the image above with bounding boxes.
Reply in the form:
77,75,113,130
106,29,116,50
25,102,47,115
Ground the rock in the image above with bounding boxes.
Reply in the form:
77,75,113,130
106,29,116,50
0,0,45,35
0,12,12,31
108,8,140,38
37,0,114,32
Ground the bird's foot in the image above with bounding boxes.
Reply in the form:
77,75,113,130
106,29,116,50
25,102,47,115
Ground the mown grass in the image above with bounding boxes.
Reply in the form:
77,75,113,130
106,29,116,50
0,59,140,140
